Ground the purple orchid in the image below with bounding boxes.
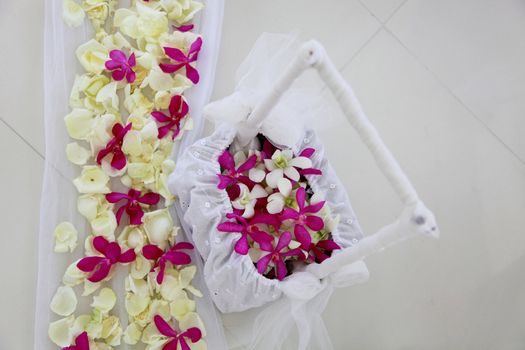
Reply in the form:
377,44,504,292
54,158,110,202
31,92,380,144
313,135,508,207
77,236,136,283
106,189,160,225
151,95,189,140
217,149,257,189
142,242,194,284
160,37,202,84
96,122,132,170
105,50,136,83
153,315,202,350
217,212,276,255
257,231,304,281
62,332,89,350
281,187,325,249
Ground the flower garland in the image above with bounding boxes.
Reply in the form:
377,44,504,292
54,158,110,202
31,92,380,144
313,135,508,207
49,0,206,349
217,135,341,281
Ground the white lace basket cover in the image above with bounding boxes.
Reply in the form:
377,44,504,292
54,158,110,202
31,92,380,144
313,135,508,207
169,33,439,350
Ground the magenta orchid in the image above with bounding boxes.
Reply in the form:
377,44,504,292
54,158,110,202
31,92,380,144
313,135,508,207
106,188,160,225
96,122,132,170
307,239,341,263
217,149,257,190
142,242,194,284
257,231,304,281
281,187,325,249
298,148,323,176
62,332,89,350
151,95,189,140
173,24,194,32
105,50,136,83
153,315,202,350
160,37,202,84
77,236,136,283
217,212,275,255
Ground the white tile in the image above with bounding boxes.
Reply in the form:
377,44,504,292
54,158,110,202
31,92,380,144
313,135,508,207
360,0,407,23
212,0,380,99
318,30,525,350
387,0,525,162
0,0,45,155
0,123,43,349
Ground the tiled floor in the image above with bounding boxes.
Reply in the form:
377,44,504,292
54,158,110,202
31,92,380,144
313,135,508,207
1,0,524,349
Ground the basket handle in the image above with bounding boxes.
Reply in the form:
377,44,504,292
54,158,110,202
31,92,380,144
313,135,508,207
243,40,439,279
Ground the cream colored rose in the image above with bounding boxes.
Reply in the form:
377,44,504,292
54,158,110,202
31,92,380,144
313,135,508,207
76,39,109,74
90,210,117,240
142,209,174,248
96,81,119,111
53,221,78,253
77,194,108,221
63,0,86,27
73,166,110,194
123,322,142,345
50,286,78,316
160,0,203,23
130,255,152,279
118,226,146,250
62,260,87,286
92,288,116,314
65,108,95,140
82,75,110,99
125,292,150,317
48,315,75,347
66,142,92,165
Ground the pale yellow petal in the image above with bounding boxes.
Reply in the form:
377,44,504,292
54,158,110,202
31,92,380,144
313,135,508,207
50,286,78,316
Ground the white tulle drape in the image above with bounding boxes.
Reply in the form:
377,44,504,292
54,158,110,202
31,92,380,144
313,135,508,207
35,1,228,349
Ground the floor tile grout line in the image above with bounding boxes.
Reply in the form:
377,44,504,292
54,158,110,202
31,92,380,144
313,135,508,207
382,26,525,167
340,27,382,71
0,118,44,160
384,0,410,24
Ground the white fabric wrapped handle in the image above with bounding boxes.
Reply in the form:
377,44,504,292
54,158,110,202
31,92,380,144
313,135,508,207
244,40,439,280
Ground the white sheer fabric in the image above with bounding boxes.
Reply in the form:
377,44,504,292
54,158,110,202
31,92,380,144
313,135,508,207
35,1,228,349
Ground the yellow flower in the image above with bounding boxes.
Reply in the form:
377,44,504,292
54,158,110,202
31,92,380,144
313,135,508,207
53,221,78,253
63,0,86,27
65,108,95,140
76,39,109,74
50,286,78,316
73,166,110,194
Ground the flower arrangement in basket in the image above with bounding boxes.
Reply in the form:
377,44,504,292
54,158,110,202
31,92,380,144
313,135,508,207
217,135,342,280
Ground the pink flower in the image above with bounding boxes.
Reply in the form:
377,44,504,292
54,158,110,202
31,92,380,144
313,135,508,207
160,37,202,84
77,236,136,283
105,50,136,83
106,189,160,225
173,24,194,32
280,187,325,249
151,95,189,140
142,242,194,284
153,315,202,350
217,212,275,255
96,122,132,170
217,150,256,189
306,239,341,263
62,332,89,350
298,148,322,176
257,231,304,281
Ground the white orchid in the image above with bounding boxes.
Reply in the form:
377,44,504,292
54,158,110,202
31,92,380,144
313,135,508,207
231,183,268,218
264,149,312,187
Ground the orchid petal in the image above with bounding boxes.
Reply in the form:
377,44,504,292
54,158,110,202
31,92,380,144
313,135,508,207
234,234,249,255
284,166,300,182
305,215,324,231
294,224,312,249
